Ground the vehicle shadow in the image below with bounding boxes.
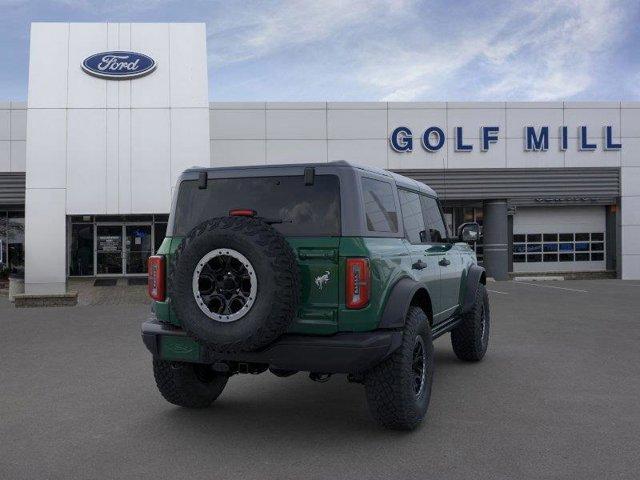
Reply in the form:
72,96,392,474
136,347,477,441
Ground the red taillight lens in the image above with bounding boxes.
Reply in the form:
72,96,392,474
346,258,370,309
148,255,165,301
229,209,256,217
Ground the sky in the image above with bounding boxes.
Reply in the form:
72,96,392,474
0,0,639,102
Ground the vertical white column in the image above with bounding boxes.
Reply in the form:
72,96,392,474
169,23,210,195
25,190,67,294
621,104,640,279
25,23,69,294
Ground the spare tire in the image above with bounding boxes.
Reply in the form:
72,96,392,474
168,216,300,353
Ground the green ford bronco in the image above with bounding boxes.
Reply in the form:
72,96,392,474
142,161,490,430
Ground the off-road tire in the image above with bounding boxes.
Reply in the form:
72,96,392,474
169,216,299,353
153,360,228,408
364,306,434,430
451,283,490,361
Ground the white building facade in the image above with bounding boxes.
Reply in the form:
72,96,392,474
1,22,639,294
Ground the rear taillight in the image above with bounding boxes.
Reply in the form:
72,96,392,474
346,258,370,309
148,255,166,301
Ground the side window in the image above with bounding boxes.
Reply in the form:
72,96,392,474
398,189,427,244
362,178,398,233
420,195,447,243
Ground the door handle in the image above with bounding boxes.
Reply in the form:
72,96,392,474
438,257,451,267
412,260,427,270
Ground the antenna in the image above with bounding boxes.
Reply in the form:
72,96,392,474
442,153,450,236
442,153,447,200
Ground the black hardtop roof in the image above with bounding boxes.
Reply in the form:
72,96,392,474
183,160,437,197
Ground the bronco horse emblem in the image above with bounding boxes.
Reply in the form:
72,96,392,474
314,271,331,291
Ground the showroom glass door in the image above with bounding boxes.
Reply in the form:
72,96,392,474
125,225,152,275
96,225,124,275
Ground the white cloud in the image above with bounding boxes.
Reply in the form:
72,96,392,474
357,0,628,101
480,0,625,100
208,0,412,66
207,0,630,101
9,0,629,101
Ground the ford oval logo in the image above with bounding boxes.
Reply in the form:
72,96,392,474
82,51,156,80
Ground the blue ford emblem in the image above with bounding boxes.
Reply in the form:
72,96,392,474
82,51,156,80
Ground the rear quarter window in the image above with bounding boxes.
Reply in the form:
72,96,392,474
172,175,341,237
361,177,398,233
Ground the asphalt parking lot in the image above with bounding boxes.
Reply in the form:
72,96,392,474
1,280,639,480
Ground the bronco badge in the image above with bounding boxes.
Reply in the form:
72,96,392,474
314,270,331,291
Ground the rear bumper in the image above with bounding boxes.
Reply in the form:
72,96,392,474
141,319,402,374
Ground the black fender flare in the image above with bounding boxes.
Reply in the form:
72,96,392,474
378,277,431,329
461,265,486,314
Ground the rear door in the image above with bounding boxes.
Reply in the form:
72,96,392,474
420,195,462,319
398,189,443,318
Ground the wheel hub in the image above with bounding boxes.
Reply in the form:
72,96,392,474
221,274,238,292
192,248,258,323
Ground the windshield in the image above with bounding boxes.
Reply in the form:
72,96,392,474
172,175,341,237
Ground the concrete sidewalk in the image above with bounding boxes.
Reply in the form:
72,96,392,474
69,278,148,306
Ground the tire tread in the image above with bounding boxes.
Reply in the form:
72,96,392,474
153,360,227,408
451,283,490,361
364,306,433,430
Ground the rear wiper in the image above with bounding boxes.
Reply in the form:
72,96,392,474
260,217,293,225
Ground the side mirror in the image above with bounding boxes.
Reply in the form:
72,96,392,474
457,222,480,243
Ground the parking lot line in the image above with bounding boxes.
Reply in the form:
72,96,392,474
513,281,588,293
487,289,509,295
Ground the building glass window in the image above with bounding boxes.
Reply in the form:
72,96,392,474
442,205,484,262
70,224,95,276
463,207,484,262
154,223,167,253
68,214,172,277
7,212,25,274
513,232,606,264
125,225,152,274
96,225,124,275
0,212,7,278
463,207,475,223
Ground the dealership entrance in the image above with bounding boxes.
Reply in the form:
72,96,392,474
95,223,152,276
68,215,167,278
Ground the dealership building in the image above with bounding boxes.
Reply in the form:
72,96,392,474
1,22,640,295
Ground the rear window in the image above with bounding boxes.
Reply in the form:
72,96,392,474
172,175,341,236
